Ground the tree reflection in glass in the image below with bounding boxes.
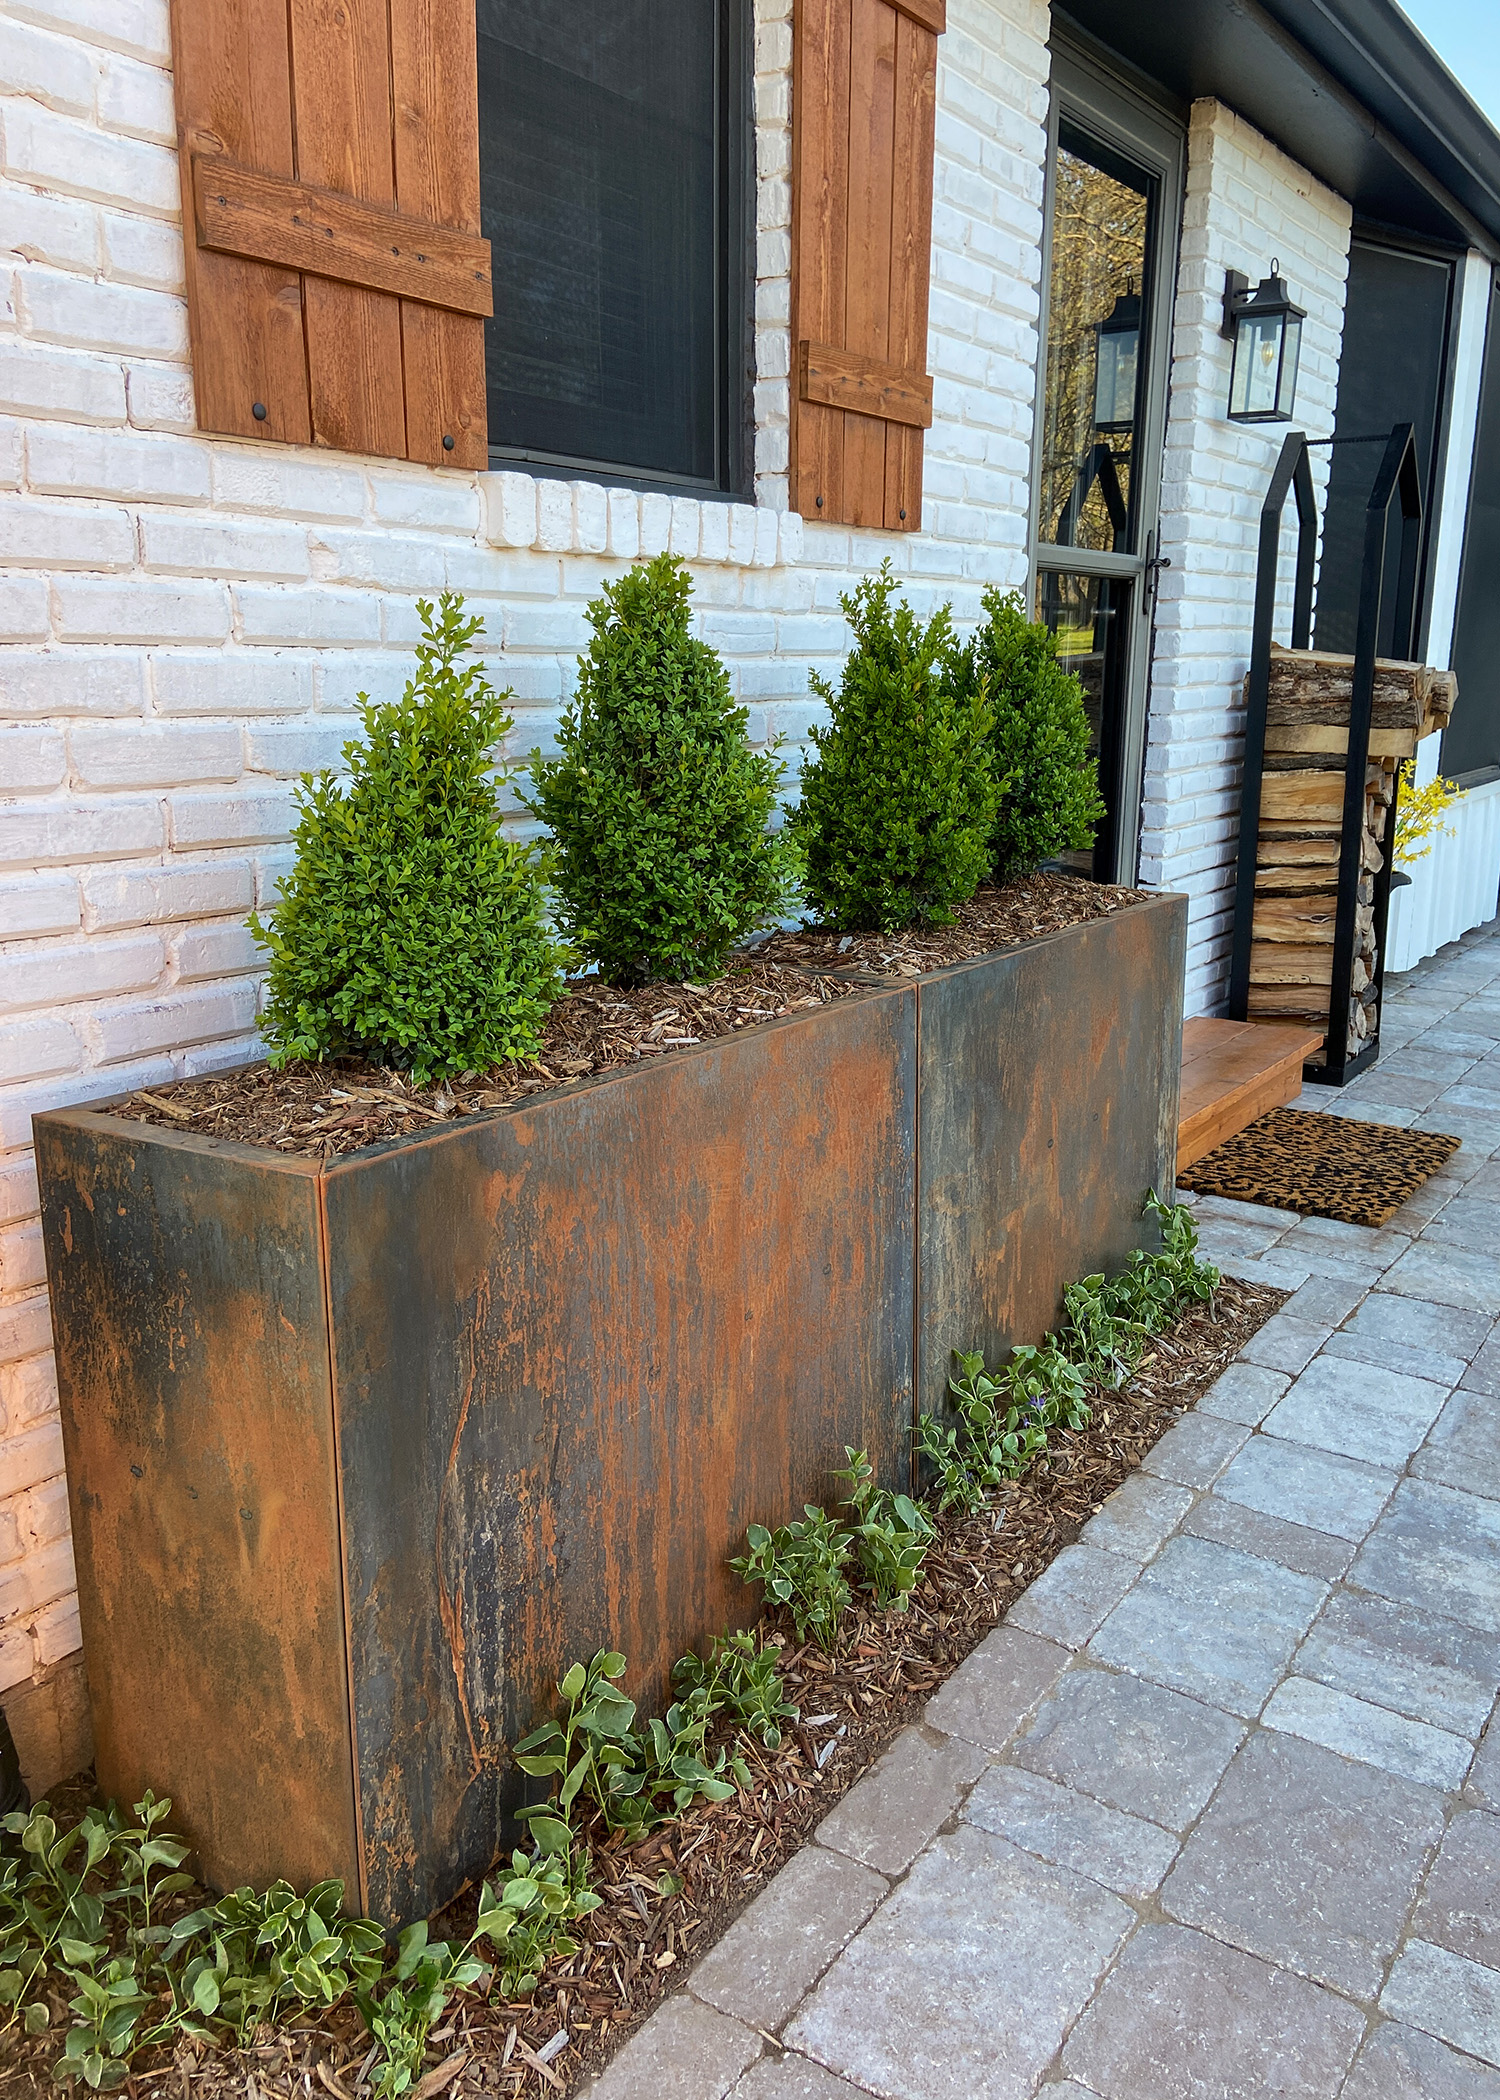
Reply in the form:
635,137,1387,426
1039,127,1151,554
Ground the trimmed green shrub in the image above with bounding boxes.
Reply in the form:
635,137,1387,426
791,564,1002,931
968,587,1105,878
251,593,562,1084
525,553,796,986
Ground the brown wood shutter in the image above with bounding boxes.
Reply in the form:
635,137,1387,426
791,0,942,531
170,0,490,469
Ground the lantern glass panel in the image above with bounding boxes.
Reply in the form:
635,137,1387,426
1230,308,1286,419
1276,314,1303,419
1093,318,1138,431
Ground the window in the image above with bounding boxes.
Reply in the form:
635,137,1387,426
477,0,750,492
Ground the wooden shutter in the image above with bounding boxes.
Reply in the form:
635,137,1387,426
170,0,490,469
791,0,941,531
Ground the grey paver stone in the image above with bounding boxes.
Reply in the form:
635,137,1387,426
1347,1290,1494,1355
1178,1492,1354,1580
1380,1941,1500,2068
1413,1811,1500,1972
1190,1195,1302,1229
1425,1199,1500,1256
729,2059,874,2100
1262,1676,1474,1791
1193,1219,1294,1265
1341,2022,1500,2100
1263,1354,1451,1469
1283,1274,1370,1325
585,1995,761,2100
1464,1332,1500,1398
1415,1387,1500,1503
1225,1250,1316,1291
1379,1048,1481,1084
1141,1411,1250,1489
1010,1663,1247,1831
923,1625,1068,1754
783,1827,1132,2100
1195,1361,1291,1426
1435,1086,1500,1120
1087,1533,1327,1718
1468,1717,1500,1810
687,1844,886,2031
815,1725,986,1878
1239,1314,1335,1376
1353,1480,1500,1635
1294,1590,1500,1738
1076,1471,1194,1563
1061,1922,1365,2099
1216,1435,1398,1542
964,1761,1181,1898
1332,1072,1447,1109
1005,1542,1140,1650
1384,1244,1500,1316
1323,1331,1473,1390
1159,1729,1446,1999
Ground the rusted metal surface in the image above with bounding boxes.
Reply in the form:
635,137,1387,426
321,987,917,1924
32,896,1185,1927
914,892,1187,1416
32,1118,360,1900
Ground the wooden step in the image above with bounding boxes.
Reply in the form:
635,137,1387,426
1177,1016,1327,1175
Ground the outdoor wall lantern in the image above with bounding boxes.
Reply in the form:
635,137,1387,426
1093,284,1141,433
1222,261,1305,422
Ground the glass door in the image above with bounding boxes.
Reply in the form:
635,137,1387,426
1032,48,1184,883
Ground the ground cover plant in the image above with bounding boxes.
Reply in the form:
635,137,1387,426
252,594,562,1084
963,587,1105,879
791,564,1003,931
2,1203,1278,2100
525,554,796,986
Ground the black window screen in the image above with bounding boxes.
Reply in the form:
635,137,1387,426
1315,240,1453,660
1447,276,1500,781
477,0,745,489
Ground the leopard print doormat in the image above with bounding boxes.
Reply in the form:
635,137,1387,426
1179,1106,1461,1228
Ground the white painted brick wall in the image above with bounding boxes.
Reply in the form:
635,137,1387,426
1141,100,1352,1013
0,0,1052,1695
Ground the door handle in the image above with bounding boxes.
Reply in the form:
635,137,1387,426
1142,529,1172,618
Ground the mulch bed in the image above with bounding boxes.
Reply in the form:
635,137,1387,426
113,963,861,1160
1179,1104,1462,1228
755,870,1149,977
112,874,1144,1158
1,1276,1283,2100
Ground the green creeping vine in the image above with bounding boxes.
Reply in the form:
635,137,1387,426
0,1792,596,2094
728,1508,854,1653
833,1449,935,1610
916,1193,1220,1513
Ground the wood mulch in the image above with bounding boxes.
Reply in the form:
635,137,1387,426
112,963,861,1160
109,874,1142,1159
0,1276,1284,2099
755,870,1149,977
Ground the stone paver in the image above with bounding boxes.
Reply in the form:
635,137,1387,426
588,926,1500,2100
1086,1533,1326,1717
1061,1923,1365,2099
687,1844,886,2030
1159,1729,1445,1997
964,1762,1180,1898
1341,2023,1500,2100
1262,1354,1451,1470
814,1725,987,1877
1416,1387,1500,1502
1010,1664,1246,1830
1381,1940,1500,2068
783,1828,1132,2100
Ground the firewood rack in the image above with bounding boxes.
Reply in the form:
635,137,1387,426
1228,422,1424,1087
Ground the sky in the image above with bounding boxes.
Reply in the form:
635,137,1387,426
1395,0,1500,129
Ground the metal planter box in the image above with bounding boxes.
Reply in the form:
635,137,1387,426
35,892,1184,1925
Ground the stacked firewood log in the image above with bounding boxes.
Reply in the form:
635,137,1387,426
1243,646,1456,1061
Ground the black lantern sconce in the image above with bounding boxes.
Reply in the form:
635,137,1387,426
1222,261,1305,422
1093,283,1141,434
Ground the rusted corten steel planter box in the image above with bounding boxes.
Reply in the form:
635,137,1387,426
35,891,1184,1927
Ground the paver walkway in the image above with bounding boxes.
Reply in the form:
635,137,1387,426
582,917,1500,2100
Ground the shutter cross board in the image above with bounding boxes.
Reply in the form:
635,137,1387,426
191,155,493,317
169,0,488,469
792,0,943,530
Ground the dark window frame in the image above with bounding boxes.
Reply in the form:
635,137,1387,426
479,0,755,501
